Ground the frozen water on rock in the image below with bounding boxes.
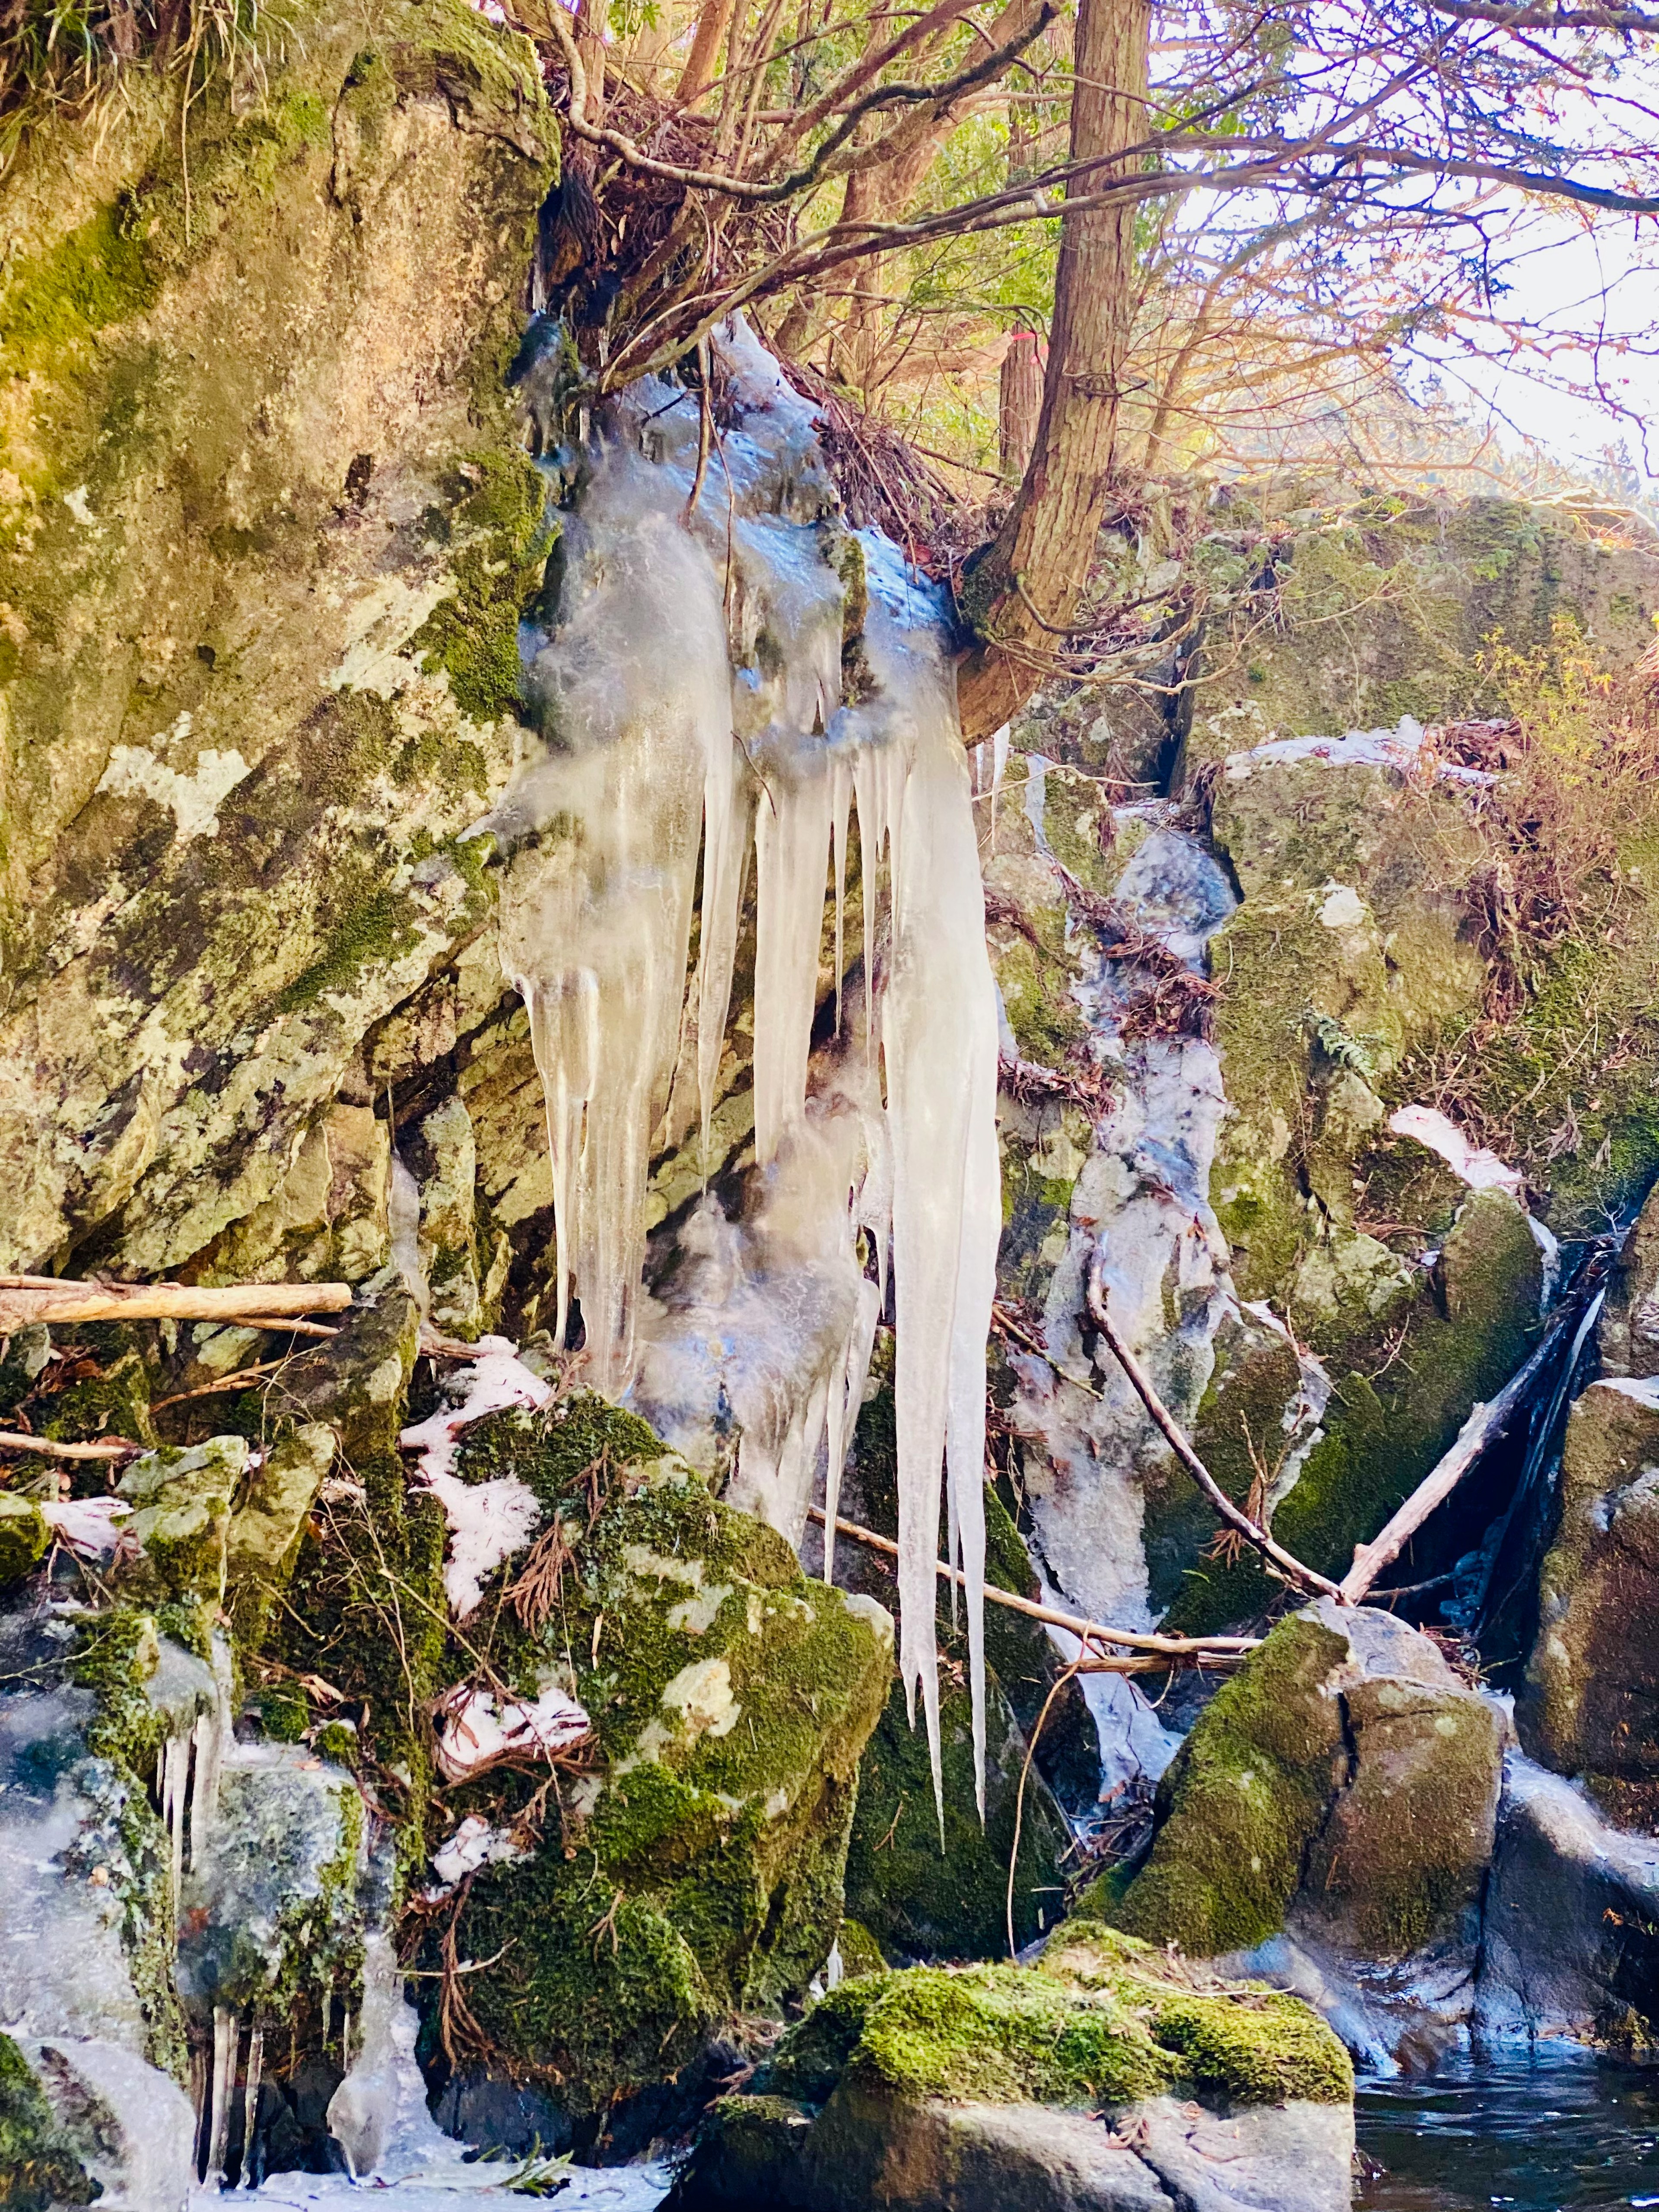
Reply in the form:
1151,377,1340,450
433,1682,591,1783
495,318,1000,1802
1388,1103,1523,1196
1004,817,1328,1780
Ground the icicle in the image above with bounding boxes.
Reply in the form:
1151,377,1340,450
207,2006,237,2186
240,2022,264,2191
830,756,851,1039
321,1984,333,2052
822,1274,882,1586
990,721,1010,852
946,1011,1001,1816
751,751,833,1165
162,1728,187,1913
695,737,753,1173
188,1708,218,1866
340,2012,353,2071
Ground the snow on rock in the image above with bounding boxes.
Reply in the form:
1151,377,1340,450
39,1496,134,1557
428,1814,528,1893
399,1338,554,1616
1388,1104,1522,1195
398,1338,553,1482
433,1684,591,1783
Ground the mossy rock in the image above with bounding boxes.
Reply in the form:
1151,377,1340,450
675,1932,1351,2211
0,2034,97,2212
1518,1377,1659,1816
378,1393,894,2113
0,1493,49,1585
1097,1603,1500,1966
117,1433,249,1609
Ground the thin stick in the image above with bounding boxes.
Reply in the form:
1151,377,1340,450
151,1362,286,1410
807,1506,1259,1656
1086,1259,1345,1603
0,1279,352,1331
0,1430,136,1461
1006,1658,1082,1960
1339,1294,1586,1604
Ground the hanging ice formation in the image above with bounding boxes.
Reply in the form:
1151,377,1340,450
494,318,1001,1805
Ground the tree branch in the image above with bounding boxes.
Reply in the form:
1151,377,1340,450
1085,1258,1346,1602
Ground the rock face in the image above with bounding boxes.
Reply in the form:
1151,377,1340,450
671,1925,1353,2212
1519,1375,1659,1827
0,0,554,1283
1478,1751,1659,2045
1100,1604,1502,2028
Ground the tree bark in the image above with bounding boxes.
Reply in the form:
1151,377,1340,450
955,0,1150,739
678,0,737,105
998,328,1043,476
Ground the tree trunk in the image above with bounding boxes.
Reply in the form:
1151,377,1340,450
678,0,737,105
955,0,1150,739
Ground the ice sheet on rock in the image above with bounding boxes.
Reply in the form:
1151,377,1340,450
1036,1574,1180,1795
231,2161,674,2209
327,1935,469,2181
434,1684,590,1783
1222,718,1428,780
1388,1104,1523,1195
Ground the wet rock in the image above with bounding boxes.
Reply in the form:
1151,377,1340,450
671,1925,1353,2212
1476,1751,1659,2045
1601,1181,1659,1381
1518,1375,1659,1825
1098,1603,1501,1996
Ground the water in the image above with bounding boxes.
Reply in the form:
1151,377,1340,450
1359,2047,1659,2212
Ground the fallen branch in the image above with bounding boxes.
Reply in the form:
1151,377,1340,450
150,1362,286,1411
0,1276,352,1333
807,1505,1260,1657
1339,1287,1597,1604
1085,1257,1345,1603
0,1430,136,1461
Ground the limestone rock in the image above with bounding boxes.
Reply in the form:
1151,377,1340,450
404,1094,486,1335
271,1289,422,1463
1100,1603,1501,1980
118,1434,251,1607
196,1103,393,1287
1518,1374,1659,1824
226,1423,337,1643
671,1926,1353,2212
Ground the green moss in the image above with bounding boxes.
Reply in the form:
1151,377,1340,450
0,197,161,384
72,1605,171,1773
276,883,424,1014
755,1929,1348,2117
409,449,553,726
1093,1614,1348,1955
836,1917,888,1977
0,1494,48,1585
0,2032,96,2212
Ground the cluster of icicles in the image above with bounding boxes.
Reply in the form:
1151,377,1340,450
490,319,1001,1803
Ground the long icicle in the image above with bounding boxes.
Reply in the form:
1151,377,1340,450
241,2022,264,2191
207,2006,237,2186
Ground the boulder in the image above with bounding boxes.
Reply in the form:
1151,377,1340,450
1477,1751,1659,2046
372,1390,896,2115
1098,1604,1502,2012
671,1925,1353,2212
1518,1374,1659,1826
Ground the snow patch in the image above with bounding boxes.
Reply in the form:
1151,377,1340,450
434,1684,591,1783
428,1815,528,1892
1388,1104,1522,1195
1316,883,1367,930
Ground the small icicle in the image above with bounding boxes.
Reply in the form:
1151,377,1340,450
822,1275,882,1587
341,2010,354,2071
321,1983,333,2052
752,757,834,1166
163,1730,186,1914
990,721,1010,852
830,757,851,1039
207,2006,238,2186
241,2022,264,2191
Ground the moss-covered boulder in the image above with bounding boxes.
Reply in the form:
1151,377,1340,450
672,1926,1352,2212
375,1390,893,2114
1519,1376,1659,1827
1097,1603,1501,1972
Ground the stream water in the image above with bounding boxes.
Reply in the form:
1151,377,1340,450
1358,2047,1659,2212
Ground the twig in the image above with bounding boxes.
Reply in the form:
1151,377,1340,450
1007,1657,1083,1960
151,1361,286,1410
0,1430,136,1461
807,1505,1259,1656
1085,1258,1344,1603
0,1277,352,1331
